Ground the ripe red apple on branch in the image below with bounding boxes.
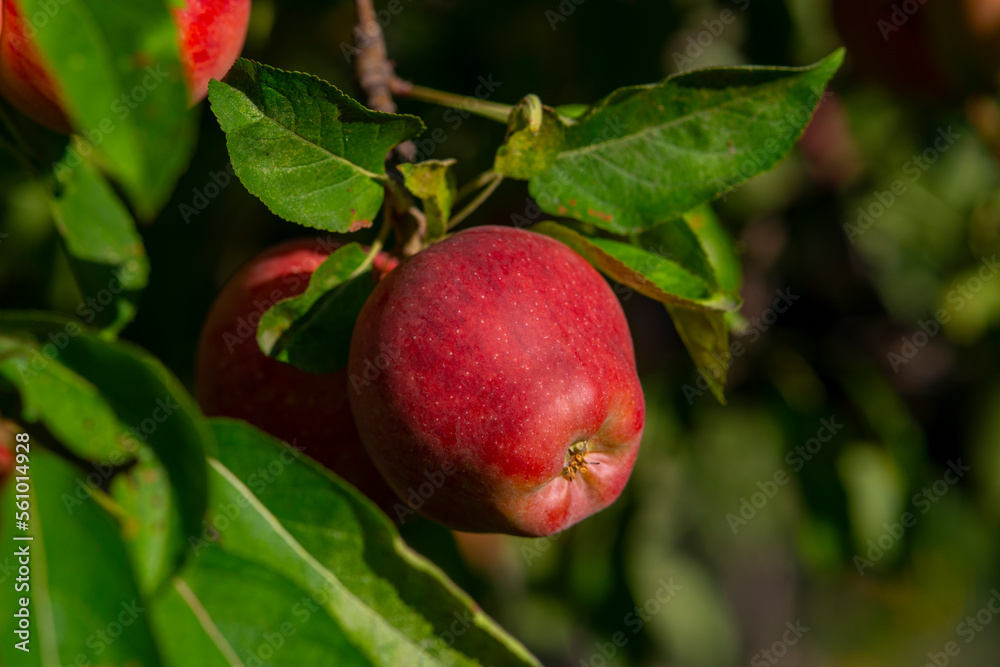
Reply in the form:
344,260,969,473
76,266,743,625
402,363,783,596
196,237,400,510
0,0,251,132
348,226,646,537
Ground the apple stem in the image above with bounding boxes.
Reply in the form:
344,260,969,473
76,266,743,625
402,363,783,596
455,169,500,204
353,217,394,279
390,79,514,125
448,172,504,230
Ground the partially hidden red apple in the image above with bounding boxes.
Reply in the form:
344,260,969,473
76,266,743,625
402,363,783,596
0,0,251,133
196,237,400,510
348,226,645,537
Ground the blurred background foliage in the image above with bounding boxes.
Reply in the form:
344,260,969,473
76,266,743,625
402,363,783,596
2,0,1000,664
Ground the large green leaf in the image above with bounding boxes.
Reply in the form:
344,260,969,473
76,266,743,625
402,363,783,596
50,151,149,333
533,221,738,311
210,59,425,232
0,448,162,667
151,548,375,667
0,312,213,594
23,0,197,217
202,419,542,666
256,243,375,374
529,51,844,233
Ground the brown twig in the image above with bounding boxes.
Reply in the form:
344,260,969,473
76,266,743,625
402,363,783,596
352,0,422,257
352,0,416,162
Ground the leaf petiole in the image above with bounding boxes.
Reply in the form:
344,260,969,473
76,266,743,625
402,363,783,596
391,79,513,124
448,172,504,229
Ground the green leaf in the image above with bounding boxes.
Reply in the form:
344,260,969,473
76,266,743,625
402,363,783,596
50,151,149,333
553,103,589,120
151,548,375,667
529,50,844,233
209,59,425,232
0,312,213,593
23,0,198,217
0,448,162,667
667,307,731,404
257,243,374,374
204,419,543,667
112,455,184,597
532,221,739,311
494,95,568,180
398,160,457,242
0,332,136,463
678,205,742,295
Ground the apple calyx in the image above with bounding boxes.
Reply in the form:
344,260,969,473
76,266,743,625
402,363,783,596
562,441,600,481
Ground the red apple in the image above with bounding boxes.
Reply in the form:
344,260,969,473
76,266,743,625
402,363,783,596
348,226,645,537
196,237,400,510
0,0,251,133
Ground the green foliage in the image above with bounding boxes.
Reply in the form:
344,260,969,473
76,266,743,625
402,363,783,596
209,59,425,232
398,160,457,242
257,242,375,374
525,51,844,234
20,0,196,218
50,152,148,333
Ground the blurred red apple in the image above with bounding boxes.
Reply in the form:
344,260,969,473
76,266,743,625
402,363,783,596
348,226,645,537
196,237,400,510
0,0,251,132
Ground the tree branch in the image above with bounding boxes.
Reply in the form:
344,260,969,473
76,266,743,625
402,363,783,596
353,0,396,114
